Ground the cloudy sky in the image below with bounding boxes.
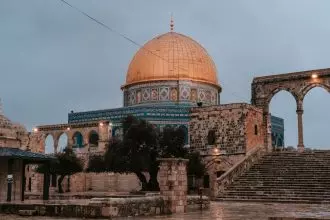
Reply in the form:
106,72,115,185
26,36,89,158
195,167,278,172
1,0,330,149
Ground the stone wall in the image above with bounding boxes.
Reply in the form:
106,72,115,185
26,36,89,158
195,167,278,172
245,108,264,151
0,159,23,202
190,103,264,153
89,196,165,217
29,172,141,194
0,195,210,218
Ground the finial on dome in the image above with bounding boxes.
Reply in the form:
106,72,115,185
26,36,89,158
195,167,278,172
170,13,174,32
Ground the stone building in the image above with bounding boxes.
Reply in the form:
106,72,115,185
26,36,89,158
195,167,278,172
33,22,282,153
0,104,54,201
190,103,264,153
189,103,264,195
28,23,283,194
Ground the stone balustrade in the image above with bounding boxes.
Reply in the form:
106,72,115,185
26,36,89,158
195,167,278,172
217,146,265,195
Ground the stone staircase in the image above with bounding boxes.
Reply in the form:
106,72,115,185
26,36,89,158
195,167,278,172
217,151,330,203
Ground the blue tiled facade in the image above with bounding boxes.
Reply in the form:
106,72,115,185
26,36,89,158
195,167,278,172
68,104,284,147
68,104,191,143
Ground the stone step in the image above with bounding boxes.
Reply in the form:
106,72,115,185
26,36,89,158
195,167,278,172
18,210,37,216
216,197,330,204
229,187,330,190
219,151,330,202
222,191,330,196
218,195,330,201
234,178,330,181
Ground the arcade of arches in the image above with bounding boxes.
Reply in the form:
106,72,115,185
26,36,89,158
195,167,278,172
35,121,111,154
251,68,330,152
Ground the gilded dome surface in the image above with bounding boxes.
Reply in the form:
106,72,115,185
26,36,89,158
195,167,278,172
123,32,220,88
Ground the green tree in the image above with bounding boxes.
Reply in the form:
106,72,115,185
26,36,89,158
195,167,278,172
103,116,203,191
186,152,205,178
36,147,83,193
86,154,106,173
106,117,158,191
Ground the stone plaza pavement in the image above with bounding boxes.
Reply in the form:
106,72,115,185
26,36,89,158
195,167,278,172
2,201,330,219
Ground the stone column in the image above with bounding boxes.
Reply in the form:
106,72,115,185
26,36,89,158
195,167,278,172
54,138,59,153
98,121,111,152
67,132,73,148
297,102,304,152
158,158,188,214
263,106,272,152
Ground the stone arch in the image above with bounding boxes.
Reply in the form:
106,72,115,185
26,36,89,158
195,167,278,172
57,132,68,152
266,88,299,111
251,68,330,151
72,131,84,148
44,133,55,154
302,86,330,149
302,83,330,101
88,130,99,147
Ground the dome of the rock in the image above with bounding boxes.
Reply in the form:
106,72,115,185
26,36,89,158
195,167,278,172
124,32,220,88
121,31,221,107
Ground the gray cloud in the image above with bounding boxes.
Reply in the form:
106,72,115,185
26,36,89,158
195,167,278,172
1,0,330,148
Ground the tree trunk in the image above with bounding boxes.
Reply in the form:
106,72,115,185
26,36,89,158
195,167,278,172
57,175,65,193
134,172,148,191
147,165,160,191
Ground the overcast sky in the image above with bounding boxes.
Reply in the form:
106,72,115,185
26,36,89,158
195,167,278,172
1,0,330,149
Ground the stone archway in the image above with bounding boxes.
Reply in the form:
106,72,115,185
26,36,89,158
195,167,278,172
44,133,55,154
251,68,330,152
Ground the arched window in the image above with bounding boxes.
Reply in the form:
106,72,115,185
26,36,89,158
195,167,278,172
207,130,216,145
89,131,99,147
72,132,83,148
179,125,188,144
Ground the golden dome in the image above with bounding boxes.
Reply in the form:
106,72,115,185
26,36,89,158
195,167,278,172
123,32,220,89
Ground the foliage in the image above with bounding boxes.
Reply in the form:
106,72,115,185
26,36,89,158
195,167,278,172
86,154,106,173
159,126,187,158
103,115,206,191
36,147,83,193
186,152,205,178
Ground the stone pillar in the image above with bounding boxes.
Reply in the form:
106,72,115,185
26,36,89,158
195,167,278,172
263,106,272,152
67,132,73,148
297,103,304,152
98,121,111,152
158,158,188,214
54,138,59,153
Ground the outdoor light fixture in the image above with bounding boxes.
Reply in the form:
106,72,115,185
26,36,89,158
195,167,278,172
67,127,70,131
109,122,113,126
99,122,104,127
213,147,219,154
33,128,38,132
311,73,318,79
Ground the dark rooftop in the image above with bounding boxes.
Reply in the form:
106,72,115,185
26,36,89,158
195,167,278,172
0,147,56,162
